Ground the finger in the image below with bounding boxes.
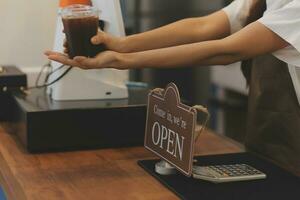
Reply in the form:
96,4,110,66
63,40,69,54
64,48,69,54
74,56,100,69
48,54,81,67
91,31,105,45
44,50,66,57
63,39,68,48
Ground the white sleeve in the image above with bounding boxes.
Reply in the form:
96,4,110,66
223,0,254,33
258,0,300,53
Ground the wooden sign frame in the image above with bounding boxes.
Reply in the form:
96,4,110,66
144,83,209,177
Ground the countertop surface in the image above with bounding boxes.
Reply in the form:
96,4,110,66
0,125,243,200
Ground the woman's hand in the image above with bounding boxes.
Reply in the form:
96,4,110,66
63,30,126,55
46,30,129,70
45,50,129,70
90,30,126,52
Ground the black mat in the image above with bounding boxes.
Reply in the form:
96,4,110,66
138,153,300,200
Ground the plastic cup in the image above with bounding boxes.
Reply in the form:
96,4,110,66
61,4,102,58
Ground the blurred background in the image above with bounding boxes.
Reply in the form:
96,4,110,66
0,0,248,144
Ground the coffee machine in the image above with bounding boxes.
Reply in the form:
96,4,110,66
48,0,129,101
7,0,147,153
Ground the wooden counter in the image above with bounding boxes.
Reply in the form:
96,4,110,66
0,125,243,200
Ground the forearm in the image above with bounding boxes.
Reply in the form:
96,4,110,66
118,40,225,69
118,11,230,53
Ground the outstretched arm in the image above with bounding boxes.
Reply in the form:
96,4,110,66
117,10,230,52
54,10,231,55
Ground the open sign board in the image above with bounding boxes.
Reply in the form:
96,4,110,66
144,83,197,176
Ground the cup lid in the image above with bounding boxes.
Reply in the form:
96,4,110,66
61,4,99,18
59,0,91,8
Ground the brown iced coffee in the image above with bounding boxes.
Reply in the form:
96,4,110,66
61,4,104,58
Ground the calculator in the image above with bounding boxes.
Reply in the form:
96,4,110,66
193,164,266,183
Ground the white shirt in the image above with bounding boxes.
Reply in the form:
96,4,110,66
223,0,300,104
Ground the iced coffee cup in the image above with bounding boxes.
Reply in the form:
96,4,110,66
61,4,103,58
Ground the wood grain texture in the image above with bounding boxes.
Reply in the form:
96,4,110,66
0,125,243,200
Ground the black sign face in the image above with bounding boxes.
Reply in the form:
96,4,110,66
144,83,197,176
